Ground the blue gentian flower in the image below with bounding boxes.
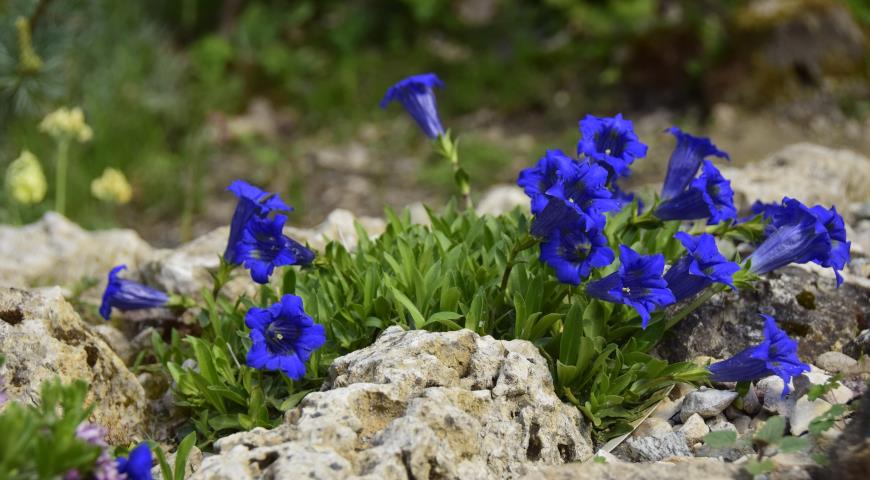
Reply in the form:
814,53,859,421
517,149,578,214
660,127,729,200
235,215,314,284
380,73,446,139
585,245,676,328
100,265,170,320
809,205,850,286
577,114,648,179
545,159,620,219
539,221,614,285
225,180,292,265
747,198,832,276
245,294,326,380
664,232,740,302
708,314,810,396
654,160,737,225
115,442,153,480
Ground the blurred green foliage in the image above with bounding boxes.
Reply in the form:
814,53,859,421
0,0,867,232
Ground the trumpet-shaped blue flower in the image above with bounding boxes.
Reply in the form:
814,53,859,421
100,265,169,320
654,160,736,225
246,294,326,380
577,114,647,179
660,127,730,200
664,232,740,302
747,198,832,276
586,245,676,328
380,73,445,139
115,442,153,480
234,215,314,284
225,180,292,265
809,205,850,285
517,149,577,214
708,314,810,396
539,220,614,285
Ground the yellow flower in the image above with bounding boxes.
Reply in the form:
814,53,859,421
39,106,93,143
5,150,47,205
91,168,132,205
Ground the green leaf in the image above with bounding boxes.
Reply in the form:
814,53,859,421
153,443,174,480
745,458,775,475
807,374,843,401
809,404,846,436
754,415,786,446
390,287,425,329
174,432,197,480
425,311,463,329
778,435,810,453
703,430,737,449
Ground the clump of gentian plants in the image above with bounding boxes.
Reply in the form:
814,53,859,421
12,72,840,478
138,73,850,446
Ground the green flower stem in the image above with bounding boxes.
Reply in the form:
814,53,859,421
211,257,237,298
629,209,662,229
54,139,69,216
665,283,727,330
499,234,538,292
436,132,472,210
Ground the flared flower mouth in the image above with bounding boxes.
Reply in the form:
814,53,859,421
577,114,648,179
245,294,327,380
585,245,675,327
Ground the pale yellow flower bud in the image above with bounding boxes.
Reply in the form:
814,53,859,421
39,106,93,143
5,150,47,205
91,168,132,205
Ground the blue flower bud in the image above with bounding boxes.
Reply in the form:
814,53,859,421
660,127,729,200
380,73,446,139
99,265,169,320
654,160,736,225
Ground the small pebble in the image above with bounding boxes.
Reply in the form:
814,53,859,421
678,413,709,445
816,351,858,374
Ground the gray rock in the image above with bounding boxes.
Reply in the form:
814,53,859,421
657,265,870,363
633,416,673,438
191,327,593,479
694,433,755,462
678,413,710,445
680,389,738,422
843,330,870,361
721,143,870,218
789,396,833,436
624,431,692,462
738,385,761,415
523,457,747,480
756,376,795,416
707,419,737,434
0,287,147,444
0,212,154,289
731,414,751,435
816,351,859,374
475,185,527,216
793,366,855,405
